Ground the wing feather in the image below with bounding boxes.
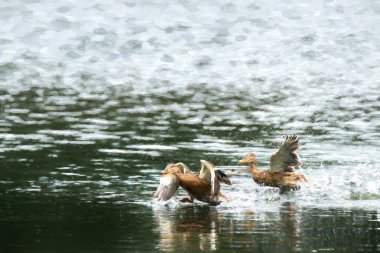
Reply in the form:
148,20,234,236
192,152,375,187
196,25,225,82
199,160,218,196
269,135,301,172
199,160,232,195
175,162,193,174
154,174,179,201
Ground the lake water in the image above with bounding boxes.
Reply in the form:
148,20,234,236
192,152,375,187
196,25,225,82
1,0,380,252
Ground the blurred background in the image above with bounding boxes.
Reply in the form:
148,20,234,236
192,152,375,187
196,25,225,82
0,0,379,252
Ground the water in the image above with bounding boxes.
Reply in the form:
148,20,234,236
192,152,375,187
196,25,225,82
1,0,380,252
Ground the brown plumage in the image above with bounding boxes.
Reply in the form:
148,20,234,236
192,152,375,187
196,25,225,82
154,160,232,205
239,135,307,190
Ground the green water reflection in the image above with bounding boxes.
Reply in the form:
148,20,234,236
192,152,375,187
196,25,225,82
1,86,380,252
1,194,379,252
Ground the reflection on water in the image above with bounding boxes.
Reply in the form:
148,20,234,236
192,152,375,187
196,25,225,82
152,203,379,252
0,85,379,252
1,194,378,252
153,206,222,251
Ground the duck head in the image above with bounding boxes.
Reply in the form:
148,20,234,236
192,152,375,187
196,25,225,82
238,153,258,165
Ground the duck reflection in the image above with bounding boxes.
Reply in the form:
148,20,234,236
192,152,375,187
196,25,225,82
153,205,223,251
279,202,301,251
152,202,302,251
238,202,301,251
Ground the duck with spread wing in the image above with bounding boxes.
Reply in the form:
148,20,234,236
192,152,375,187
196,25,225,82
238,135,308,190
154,160,232,205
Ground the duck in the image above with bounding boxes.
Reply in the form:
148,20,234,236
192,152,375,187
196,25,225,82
154,160,232,205
238,135,308,190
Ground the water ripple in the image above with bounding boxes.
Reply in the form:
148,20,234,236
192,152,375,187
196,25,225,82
0,1,379,251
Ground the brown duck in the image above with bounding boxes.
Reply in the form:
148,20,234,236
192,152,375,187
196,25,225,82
154,160,232,205
238,135,308,190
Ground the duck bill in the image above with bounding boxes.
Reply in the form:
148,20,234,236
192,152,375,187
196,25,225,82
238,158,248,165
238,158,258,165
161,163,175,174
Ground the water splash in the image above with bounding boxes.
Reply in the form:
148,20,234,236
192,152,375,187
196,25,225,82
148,163,380,213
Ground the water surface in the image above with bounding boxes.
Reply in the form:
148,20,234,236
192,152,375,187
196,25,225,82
1,0,380,252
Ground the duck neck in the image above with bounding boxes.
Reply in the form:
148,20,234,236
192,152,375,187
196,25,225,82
241,163,258,174
250,163,258,171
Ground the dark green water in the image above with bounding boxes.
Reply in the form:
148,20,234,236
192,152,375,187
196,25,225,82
1,86,379,252
1,0,380,251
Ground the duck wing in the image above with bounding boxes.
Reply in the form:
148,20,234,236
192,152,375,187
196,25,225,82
269,135,301,172
154,174,179,201
175,162,193,174
199,160,219,197
199,160,232,197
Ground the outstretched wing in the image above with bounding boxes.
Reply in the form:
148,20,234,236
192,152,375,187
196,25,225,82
175,162,193,174
199,160,232,197
199,160,219,196
154,174,179,201
269,135,301,172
